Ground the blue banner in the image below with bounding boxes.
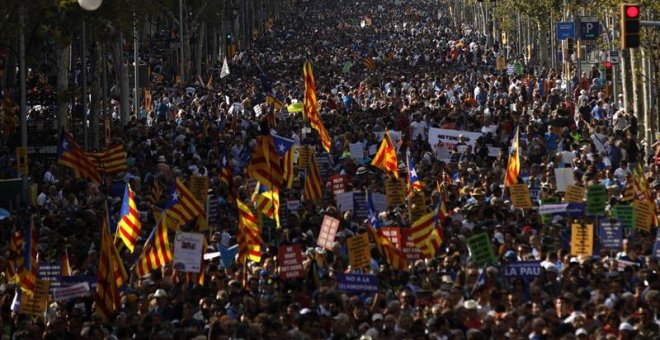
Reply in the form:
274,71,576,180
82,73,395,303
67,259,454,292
61,275,98,291
567,203,586,217
599,219,623,250
337,273,378,293
504,261,542,279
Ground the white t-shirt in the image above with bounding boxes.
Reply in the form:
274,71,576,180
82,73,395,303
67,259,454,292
410,120,427,141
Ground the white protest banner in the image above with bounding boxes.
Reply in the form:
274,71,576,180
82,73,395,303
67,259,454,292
428,128,482,151
203,252,221,260
349,143,365,160
555,168,575,192
487,146,501,158
52,282,91,302
173,232,204,273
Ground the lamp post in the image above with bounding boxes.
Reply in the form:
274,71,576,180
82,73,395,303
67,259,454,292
78,0,103,149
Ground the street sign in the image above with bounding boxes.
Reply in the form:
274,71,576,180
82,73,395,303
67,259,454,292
580,17,600,40
609,50,620,65
557,22,575,40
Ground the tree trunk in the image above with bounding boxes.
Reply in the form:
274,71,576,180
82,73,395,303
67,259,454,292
56,43,71,132
113,34,130,126
90,41,101,149
641,48,651,154
621,50,629,113
196,22,205,79
211,27,218,66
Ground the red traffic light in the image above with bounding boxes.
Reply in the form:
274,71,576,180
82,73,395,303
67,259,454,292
626,5,639,18
604,61,612,69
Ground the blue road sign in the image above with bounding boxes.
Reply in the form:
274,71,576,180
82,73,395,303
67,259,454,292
580,17,600,40
557,22,575,40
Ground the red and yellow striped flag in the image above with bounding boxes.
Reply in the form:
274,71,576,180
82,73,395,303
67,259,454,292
247,135,283,190
283,145,295,189
17,220,38,295
85,144,128,174
60,249,72,277
136,219,173,278
410,211,442,258
58,132,101,183
117,183,142,252
95,211,127,322
371,132,399,179
164,178,206,229
303,152,323,202
504,127,520,187
5,228,23,283
303,60,332,152
236,199,262,263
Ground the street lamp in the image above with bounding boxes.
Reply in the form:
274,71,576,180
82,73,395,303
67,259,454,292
77,0,103,149
78,0,103,11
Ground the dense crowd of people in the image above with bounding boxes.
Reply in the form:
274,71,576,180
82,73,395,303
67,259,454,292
1,0,659,339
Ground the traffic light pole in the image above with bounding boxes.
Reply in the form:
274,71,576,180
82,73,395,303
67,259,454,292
641,21,660,27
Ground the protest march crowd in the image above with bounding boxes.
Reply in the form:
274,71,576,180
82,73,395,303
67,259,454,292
2,0,660,339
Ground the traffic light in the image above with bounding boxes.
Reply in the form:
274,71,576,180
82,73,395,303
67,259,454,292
621,4,640,49
604,61,613,82
226,33,233,44
566,38,574,56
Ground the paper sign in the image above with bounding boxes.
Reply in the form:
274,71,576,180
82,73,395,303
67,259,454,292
634,200,652,231
504,261,542,279
38,263,62,293
286,200,300,212
16,147,28,176
554,168,575,192
278,244,304,280
539,204,568,215
173,232,204,273
337,273,378,293
52,282,91,302
613,205,635,229
189,176,209,208
653,228,660,259
61,275,97,291
467,233,497,267
410,191,426,222
329,175,348,197
565,185,585,203
570,224,594,256
347,233,371,269
20,280,50,316
510,184,532,209
297,146,311,169
349,143,365,160
586,185,607,216
400,228,426,260
317,215,340,250
386,178,406,208
599,219,623,250
336,192,354,213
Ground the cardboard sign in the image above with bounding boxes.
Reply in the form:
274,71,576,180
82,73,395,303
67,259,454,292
329,175,348,197
599,219,623,250
410,191,427,222
467,233,497,267
510,184,532,209
428,128,482,151
347,233,371,269
634,200,652,231
52,282,91,302
554,168,575,192
189,176,209,208
586,185,607,216
16,147,28,176
565,185,585,203
400,228,425,260
380,227,402,249
317,215,340,250
278,244,304,280
173,232,204,273
20,280,50,316
570,224,594,256
337,273,378,293
504,261,542,279
613,205,635,230
386,178,406,208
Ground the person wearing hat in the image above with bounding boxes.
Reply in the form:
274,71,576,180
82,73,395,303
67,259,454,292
156,155,173,185
150,288,175,321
